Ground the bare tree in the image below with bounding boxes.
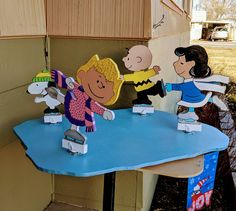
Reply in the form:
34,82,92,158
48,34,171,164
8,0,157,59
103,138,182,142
202,0,236,21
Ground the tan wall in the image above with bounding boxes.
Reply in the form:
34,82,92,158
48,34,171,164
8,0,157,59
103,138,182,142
54,174,104,210
0,38,46,148
55,171,143,211
47,0,191,40
0,0,46,37
0,38,52,210
47,0,151,39
0,141,52,211
141,172,158,211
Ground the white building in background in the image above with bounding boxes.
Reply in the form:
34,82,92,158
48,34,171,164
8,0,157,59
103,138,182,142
191,0,236,41
191,0,206,40
191,11,207,40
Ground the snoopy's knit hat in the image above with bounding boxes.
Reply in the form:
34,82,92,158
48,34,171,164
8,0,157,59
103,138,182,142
32,70,52,82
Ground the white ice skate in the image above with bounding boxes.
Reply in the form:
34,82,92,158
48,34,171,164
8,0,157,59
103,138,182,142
62,129,88,155
177,112,202,132
132,104,154,115
44,113,62,123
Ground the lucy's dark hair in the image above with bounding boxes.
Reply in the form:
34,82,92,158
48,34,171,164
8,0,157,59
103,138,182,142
174,45,211,78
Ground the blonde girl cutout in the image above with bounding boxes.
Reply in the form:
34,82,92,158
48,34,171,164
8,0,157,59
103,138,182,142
77,55,123,105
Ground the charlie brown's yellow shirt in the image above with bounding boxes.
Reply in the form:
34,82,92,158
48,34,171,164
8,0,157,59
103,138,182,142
123,69,156,92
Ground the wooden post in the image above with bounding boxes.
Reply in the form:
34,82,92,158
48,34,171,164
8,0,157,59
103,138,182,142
103,172,116,211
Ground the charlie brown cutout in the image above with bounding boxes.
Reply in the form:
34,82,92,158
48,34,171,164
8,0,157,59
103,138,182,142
47,55,123,148
120,45,166,105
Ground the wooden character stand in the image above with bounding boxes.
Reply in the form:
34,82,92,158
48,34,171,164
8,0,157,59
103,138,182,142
27,70,62,123
47,55,123,155
165,45,229,132
120,45,166,115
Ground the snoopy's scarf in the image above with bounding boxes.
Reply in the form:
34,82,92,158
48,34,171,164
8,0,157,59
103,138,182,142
51,70,68,89
51,70,96,132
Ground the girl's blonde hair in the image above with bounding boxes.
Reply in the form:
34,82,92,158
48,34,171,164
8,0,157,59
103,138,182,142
77,55,123,105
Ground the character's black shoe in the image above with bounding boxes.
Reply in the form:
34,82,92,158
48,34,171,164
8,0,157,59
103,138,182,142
156,79,167,98
132,98,152,105
44,107,59,114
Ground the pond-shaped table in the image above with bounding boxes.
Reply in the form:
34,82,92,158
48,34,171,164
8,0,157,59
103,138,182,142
14,108,229,211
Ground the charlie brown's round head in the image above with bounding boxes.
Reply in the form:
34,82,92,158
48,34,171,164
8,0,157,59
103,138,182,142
77,55,123,105
122,45,152,71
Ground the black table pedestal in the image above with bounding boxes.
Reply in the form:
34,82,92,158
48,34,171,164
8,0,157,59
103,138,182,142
103,172,116,211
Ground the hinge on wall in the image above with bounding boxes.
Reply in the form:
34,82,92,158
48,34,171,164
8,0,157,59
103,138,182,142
44,35,50,70
153,14,165,29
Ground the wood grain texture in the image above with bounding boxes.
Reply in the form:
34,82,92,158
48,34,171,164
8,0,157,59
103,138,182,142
143,0,151,38
47,0,147,39
0,35,45,40
139,156,204,178
0,38,45,93
0,0,46,36
45,202,98,211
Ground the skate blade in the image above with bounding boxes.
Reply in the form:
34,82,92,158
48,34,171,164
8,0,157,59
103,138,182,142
62,139,88,154
133,104,153,107
133,105,154,115
178,118,197,123
64,136,85,145
178,122,202,132
44,113,62,123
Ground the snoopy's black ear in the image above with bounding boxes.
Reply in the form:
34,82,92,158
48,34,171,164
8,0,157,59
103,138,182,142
48,81,56,87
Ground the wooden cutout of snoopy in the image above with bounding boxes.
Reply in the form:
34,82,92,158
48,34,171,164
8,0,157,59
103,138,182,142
27,70,63,123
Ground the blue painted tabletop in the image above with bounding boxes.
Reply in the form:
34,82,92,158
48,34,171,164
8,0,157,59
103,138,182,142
14,109,229,177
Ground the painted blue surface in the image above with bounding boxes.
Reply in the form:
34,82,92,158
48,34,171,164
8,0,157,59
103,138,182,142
187,152,219,210
14,109,229,177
